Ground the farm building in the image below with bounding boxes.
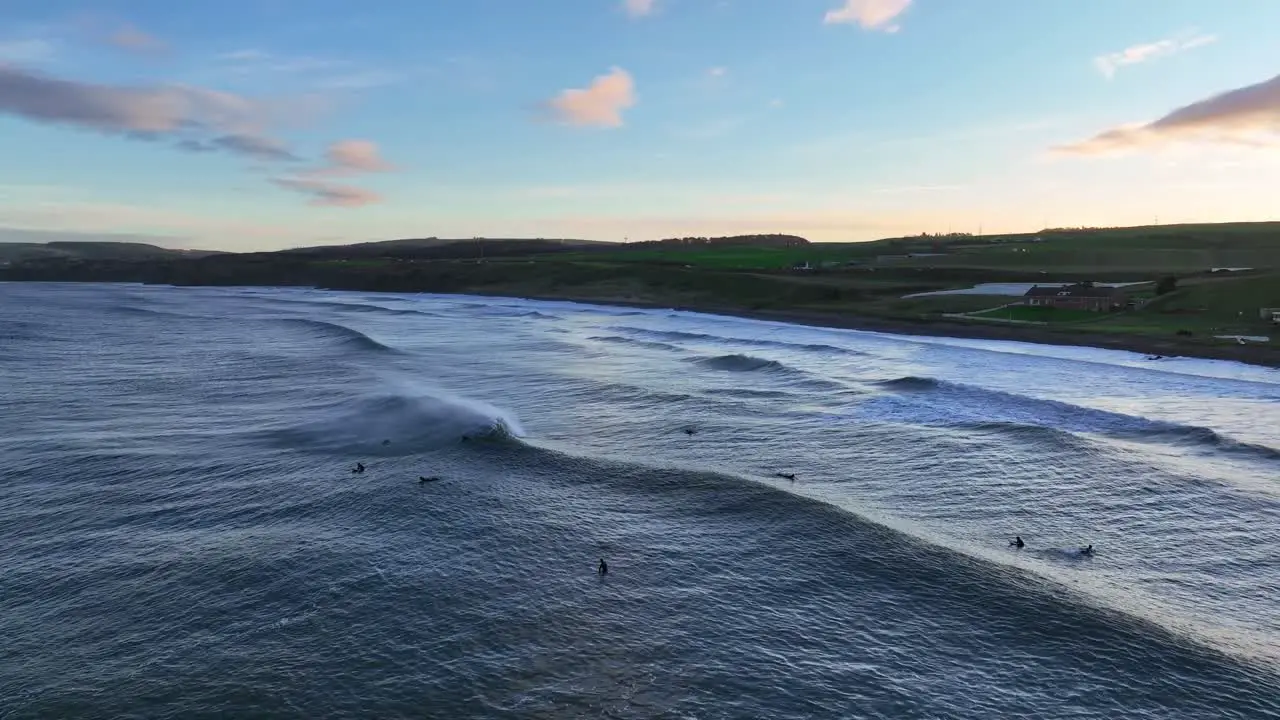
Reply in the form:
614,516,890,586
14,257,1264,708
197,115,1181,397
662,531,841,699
1023,282,1128,312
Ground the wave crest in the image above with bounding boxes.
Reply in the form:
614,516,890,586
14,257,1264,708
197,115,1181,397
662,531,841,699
265,390,525,454
876,375,1280,462
279,318,397,354
690,353,788,373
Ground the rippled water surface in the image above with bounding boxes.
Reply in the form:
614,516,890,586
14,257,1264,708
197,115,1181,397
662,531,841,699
2,282,1278,719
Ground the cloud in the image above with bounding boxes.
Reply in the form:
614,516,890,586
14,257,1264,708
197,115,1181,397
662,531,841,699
107,23,169,55
1055,73,1280,155
708,66,727,79
176,134,300,161
1094,31,1216,79
271,178,383,207
0,39,57,64
323,139,394,173
216,49,401,90
545,67,636,128
272,139,392,207
623,0,656,18
823,0,910,31
0,64,299,161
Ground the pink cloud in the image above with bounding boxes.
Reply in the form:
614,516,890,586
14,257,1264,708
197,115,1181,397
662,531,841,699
546,67,636,128
108,23,169,55
1055,73,1280,154
0,64,298,160
272,139,393,207
823,0,911,31
623,0,656,18
325,139,394,173
272,178,382,207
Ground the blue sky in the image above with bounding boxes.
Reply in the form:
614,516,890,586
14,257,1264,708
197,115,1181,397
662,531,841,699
2,0,1280,250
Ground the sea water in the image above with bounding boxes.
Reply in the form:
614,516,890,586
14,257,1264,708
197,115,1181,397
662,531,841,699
1,282,1278,719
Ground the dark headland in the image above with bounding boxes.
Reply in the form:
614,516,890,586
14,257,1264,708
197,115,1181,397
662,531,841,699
4,224,1280,367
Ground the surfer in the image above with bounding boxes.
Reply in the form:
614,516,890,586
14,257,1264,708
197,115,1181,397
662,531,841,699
683,427,697,436
1011,535,1025,549
775,472,797,481
352,462,365,474
419,476,440,484
598,558,608,576
1080,544,1094,556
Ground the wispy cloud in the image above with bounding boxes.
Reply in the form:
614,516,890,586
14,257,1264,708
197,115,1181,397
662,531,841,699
107,23,169,55
545,67,636,128
1094,30,1216,79
0,38,57,64
0,65,302,162
1054,73,1280,154
823,0,911,32
622,0,656,19
271,178,382,208
216,48,402,90
0,64,394,206
707,66,728,79
272,139,393,207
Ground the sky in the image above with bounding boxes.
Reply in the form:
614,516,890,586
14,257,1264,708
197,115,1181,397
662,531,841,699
3,0,1280,251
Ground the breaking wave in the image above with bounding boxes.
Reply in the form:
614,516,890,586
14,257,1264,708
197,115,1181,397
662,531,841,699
263,389,525,454
876,375,1280,462
278,318,398,354
689,353,790,373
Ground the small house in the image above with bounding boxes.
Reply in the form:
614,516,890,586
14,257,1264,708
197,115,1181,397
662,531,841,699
1023,282,1127,312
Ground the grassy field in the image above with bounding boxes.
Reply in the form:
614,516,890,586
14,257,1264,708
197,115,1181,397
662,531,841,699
968,305,1106,323
889,223,1280,275
556,221,1280,277
6,219,1280,359
558,245,871,270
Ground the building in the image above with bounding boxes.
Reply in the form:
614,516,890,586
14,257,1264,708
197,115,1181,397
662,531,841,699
1023,282,1127,312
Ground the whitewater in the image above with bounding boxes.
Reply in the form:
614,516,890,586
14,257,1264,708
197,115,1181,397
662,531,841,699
1,282,1277,719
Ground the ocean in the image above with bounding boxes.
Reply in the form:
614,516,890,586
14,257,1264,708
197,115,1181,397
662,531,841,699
1,281,1278,719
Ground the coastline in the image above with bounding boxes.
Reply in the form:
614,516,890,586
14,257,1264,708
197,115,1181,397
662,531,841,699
442,289,1280,370
6,278,1280,369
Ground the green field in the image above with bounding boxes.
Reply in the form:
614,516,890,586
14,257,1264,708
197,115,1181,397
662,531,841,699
5,219,1280,359
555,221,1280,277
968,305,1107,323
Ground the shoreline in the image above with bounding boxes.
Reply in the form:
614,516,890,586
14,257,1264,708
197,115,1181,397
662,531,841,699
8,278,1280,369
434,290,1280,370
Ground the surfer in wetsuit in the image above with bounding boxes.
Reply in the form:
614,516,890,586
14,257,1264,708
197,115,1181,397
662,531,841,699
1011,536,1025,548
598,558,608,576
419,475,440,484
352,462,365,474
1080,544,1094,556
775,472,797,481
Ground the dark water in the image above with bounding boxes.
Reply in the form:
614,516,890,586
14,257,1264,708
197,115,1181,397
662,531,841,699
2,282,1278,719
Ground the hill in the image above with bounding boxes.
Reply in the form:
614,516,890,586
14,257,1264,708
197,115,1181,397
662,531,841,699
0,240,223,264
3,219,1279,366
